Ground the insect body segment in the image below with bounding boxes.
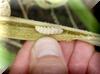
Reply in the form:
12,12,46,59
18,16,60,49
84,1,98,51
35,26,63,35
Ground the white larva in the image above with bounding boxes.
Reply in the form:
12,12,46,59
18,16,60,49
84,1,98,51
0,0,11,16
34,0,68,9
35,26,63,35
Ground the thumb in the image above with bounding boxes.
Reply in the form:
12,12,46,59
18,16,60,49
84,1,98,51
30,37,67,74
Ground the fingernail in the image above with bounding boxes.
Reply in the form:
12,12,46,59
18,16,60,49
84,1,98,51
32,37,63,57
30,37,67,74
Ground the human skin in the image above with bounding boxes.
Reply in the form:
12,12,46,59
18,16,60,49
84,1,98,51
9,37,100,74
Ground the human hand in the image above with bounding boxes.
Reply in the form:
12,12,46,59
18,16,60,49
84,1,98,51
9,37,100,74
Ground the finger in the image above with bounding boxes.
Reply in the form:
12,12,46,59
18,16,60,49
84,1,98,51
88,52,100,74
59,41,75,64
10,41,34,74
69,40,95,74
30,37,67,74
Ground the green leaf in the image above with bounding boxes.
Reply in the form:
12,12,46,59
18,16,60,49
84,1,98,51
68,0,100,33
0,42,15,73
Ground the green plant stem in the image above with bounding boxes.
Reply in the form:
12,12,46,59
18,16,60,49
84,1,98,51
68,0,100,33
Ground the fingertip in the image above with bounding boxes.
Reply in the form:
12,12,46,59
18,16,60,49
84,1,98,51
68,40,95,74
30,37,67,74
88,52,100,74
10,41,34,74
59,41,75,64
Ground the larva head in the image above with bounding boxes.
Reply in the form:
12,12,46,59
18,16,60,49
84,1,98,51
0,0,11,16
34,0,68,9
